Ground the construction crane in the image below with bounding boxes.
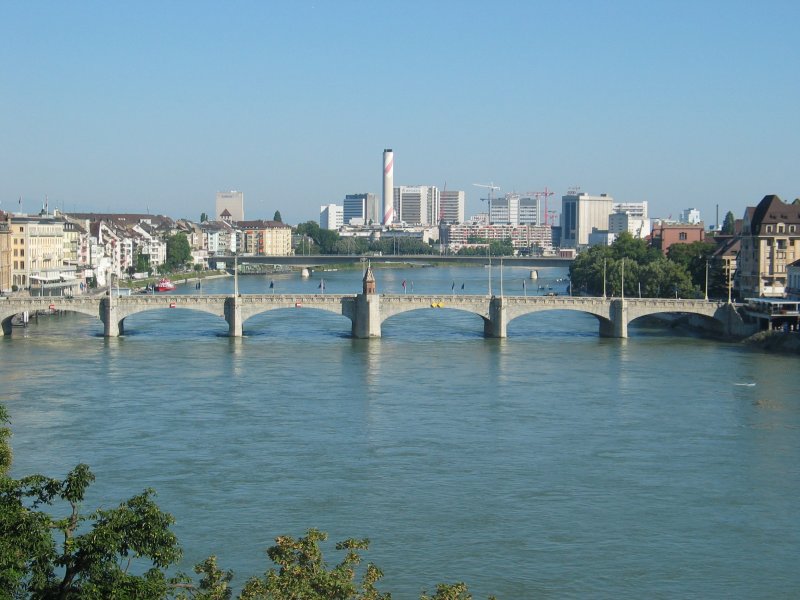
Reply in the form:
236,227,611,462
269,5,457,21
473,183,500,216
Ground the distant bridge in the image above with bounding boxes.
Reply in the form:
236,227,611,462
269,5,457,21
1,293,750,340
211,254,573,269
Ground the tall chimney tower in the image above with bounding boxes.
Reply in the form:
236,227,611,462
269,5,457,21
383,149,394,226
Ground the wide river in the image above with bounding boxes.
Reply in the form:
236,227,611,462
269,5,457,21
3,265,799,598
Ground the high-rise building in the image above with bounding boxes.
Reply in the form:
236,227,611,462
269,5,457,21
613,201,648,219
681,208,701,225
343,193,379,226
439,191,465,224
561,192,614,248
216,191,244,222
490,194,541,226
320,204,343,230
608,212,651,239
393,186,440,225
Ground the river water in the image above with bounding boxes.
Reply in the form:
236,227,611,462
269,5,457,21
3,265,799,598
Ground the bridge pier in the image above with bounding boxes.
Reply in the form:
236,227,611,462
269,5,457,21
484,296,507,338
225,296,242,337
351,293,381,338
599,299,628,338
101,297,121,337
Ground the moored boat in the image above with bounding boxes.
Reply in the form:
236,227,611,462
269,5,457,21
154,278,176,292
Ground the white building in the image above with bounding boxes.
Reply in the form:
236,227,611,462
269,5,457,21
613,201,648,219
393,186,440,225
681,208,701,225
491,193,541,226
443,223,554,253
561,192,614,249
320,204,344,230
440,190,465,224
216,191,244,223
608,212,651,239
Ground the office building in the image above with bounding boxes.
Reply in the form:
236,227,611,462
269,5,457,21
490,193,541,226
609,212,651,239
439,190,465,224
560,192,614,248
613,201,648,219
343,193,379,226
320,204,344,230
216,191,244,223
393,186,440,226
681,208,701,225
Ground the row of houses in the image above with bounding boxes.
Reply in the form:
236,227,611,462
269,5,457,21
0,210,292,293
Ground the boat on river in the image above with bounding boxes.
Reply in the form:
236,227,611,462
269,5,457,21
154,278,176,292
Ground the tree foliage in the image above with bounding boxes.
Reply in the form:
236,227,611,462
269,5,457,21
0,463,183,598
166,233,192,270
2,407,493,599
273,211,282,223
721,211,736,235
569,232,699,298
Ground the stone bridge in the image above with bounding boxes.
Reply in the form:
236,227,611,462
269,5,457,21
0,293,747,339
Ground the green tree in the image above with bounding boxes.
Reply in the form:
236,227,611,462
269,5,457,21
166,233,192,270
200,212,209,223
136,249,151,273
273,211,282,223
721,211,735,235
295,221,341,254
0,407,183,598
667,240,717,293
238,529,389,600
569,233,693,297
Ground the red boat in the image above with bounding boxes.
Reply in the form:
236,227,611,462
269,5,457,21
154,278,176,292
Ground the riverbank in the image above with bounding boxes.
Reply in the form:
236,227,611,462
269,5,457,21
743,330,800,354
126,270,230,290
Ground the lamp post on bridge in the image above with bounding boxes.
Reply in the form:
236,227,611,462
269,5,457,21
603,258,607,299
704,259,709,301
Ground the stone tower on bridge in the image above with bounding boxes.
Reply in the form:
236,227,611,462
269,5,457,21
363,262,376,295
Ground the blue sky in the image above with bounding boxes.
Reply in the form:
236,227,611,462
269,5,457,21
2,1,798,225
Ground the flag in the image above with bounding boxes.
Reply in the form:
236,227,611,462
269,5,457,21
461,283,465,290
318,279,324,289
269,280,274,289
451,281,455,291
522,280,526,289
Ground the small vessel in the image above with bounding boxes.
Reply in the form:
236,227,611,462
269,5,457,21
301,268,311,278
530,270,538,279
154,278,176,292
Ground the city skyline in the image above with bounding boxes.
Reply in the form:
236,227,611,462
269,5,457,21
2,2,798,226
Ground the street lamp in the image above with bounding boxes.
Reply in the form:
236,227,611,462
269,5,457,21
704,259,709,301
603,258,607,299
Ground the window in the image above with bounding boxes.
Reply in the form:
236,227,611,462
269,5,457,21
679,232,687,240
791,225,797,233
